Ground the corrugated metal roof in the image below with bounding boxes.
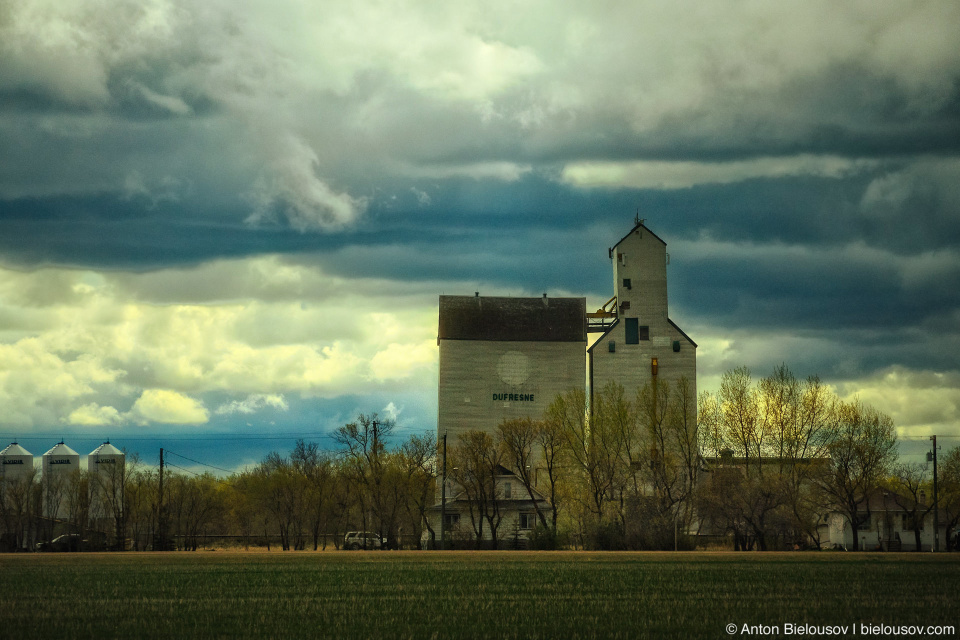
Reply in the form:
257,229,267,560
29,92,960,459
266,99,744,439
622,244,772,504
0,442,32,457
438,295,586,342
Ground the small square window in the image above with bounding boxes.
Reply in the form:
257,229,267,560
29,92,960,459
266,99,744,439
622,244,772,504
608,341,616,352
639,326,650,341
620,301,630,311
444,513,460,527
519,513,535,530
623,278,631,290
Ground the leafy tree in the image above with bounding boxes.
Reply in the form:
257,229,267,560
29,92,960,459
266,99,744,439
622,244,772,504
698,365,844,550
818,399,898,551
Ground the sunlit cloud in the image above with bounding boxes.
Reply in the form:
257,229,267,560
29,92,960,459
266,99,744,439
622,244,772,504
1,0,957,464
0,258,439,430
838,367,960,437
68,403,123,427
130,389,210,425
215,393,289,416
562,156,876,190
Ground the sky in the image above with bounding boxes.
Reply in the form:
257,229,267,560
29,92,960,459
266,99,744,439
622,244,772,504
2,0,959,473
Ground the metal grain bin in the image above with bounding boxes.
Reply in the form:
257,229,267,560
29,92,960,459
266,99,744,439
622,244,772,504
0,442,33,483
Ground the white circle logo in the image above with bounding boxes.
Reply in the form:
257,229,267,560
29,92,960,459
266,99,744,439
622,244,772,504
497,351,530,386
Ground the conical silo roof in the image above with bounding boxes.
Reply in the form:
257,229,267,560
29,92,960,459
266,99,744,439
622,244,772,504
1,442,32,456
43,442,79,457
1,442,34,482
90,442,123,456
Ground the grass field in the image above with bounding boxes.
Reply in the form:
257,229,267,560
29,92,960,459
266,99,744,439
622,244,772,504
1,551,958,639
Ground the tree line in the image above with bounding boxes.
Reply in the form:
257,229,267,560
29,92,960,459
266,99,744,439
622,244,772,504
2,365,959,551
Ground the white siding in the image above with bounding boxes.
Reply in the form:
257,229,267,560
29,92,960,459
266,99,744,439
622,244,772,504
591,225,697,401
439,339,585,444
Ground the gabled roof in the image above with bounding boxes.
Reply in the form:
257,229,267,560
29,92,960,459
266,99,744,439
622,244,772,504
669,319,698,348
1,442,32,457
611,221,667,251
586,317,697,351
439,295,586,342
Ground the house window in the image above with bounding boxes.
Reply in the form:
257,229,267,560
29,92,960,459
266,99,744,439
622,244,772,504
623,278,631,290
504,482,512,499
639,326,650,341
519,513,535,530
444,513,460,528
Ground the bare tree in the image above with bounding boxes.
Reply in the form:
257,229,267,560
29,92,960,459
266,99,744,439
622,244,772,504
0,467,39,551
397,433,436,549
537,407,567,533
89,451,136,550
497,418,550,530
334,413,395,545
449,430,505,548
719,366,762,470
253,453,309,550
64,469,90,544
887,462,934,551
940,445,960,551
125,467,157,551
291,440,335,550
555,385,621,540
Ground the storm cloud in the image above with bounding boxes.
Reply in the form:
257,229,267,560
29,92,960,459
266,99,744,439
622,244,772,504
2,0,958,467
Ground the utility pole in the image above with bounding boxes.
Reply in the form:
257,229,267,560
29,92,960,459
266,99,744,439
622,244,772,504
439,432,447,551
158,448,165,551
930,435,939,552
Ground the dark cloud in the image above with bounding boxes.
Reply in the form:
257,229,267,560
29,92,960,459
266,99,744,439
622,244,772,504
2,0,959,453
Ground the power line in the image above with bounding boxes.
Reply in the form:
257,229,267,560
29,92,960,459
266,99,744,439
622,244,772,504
0,429,416,442
0,432,343,441
164,462,199,476
165,450,234,474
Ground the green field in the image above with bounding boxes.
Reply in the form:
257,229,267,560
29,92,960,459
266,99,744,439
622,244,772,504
1,551,957,639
